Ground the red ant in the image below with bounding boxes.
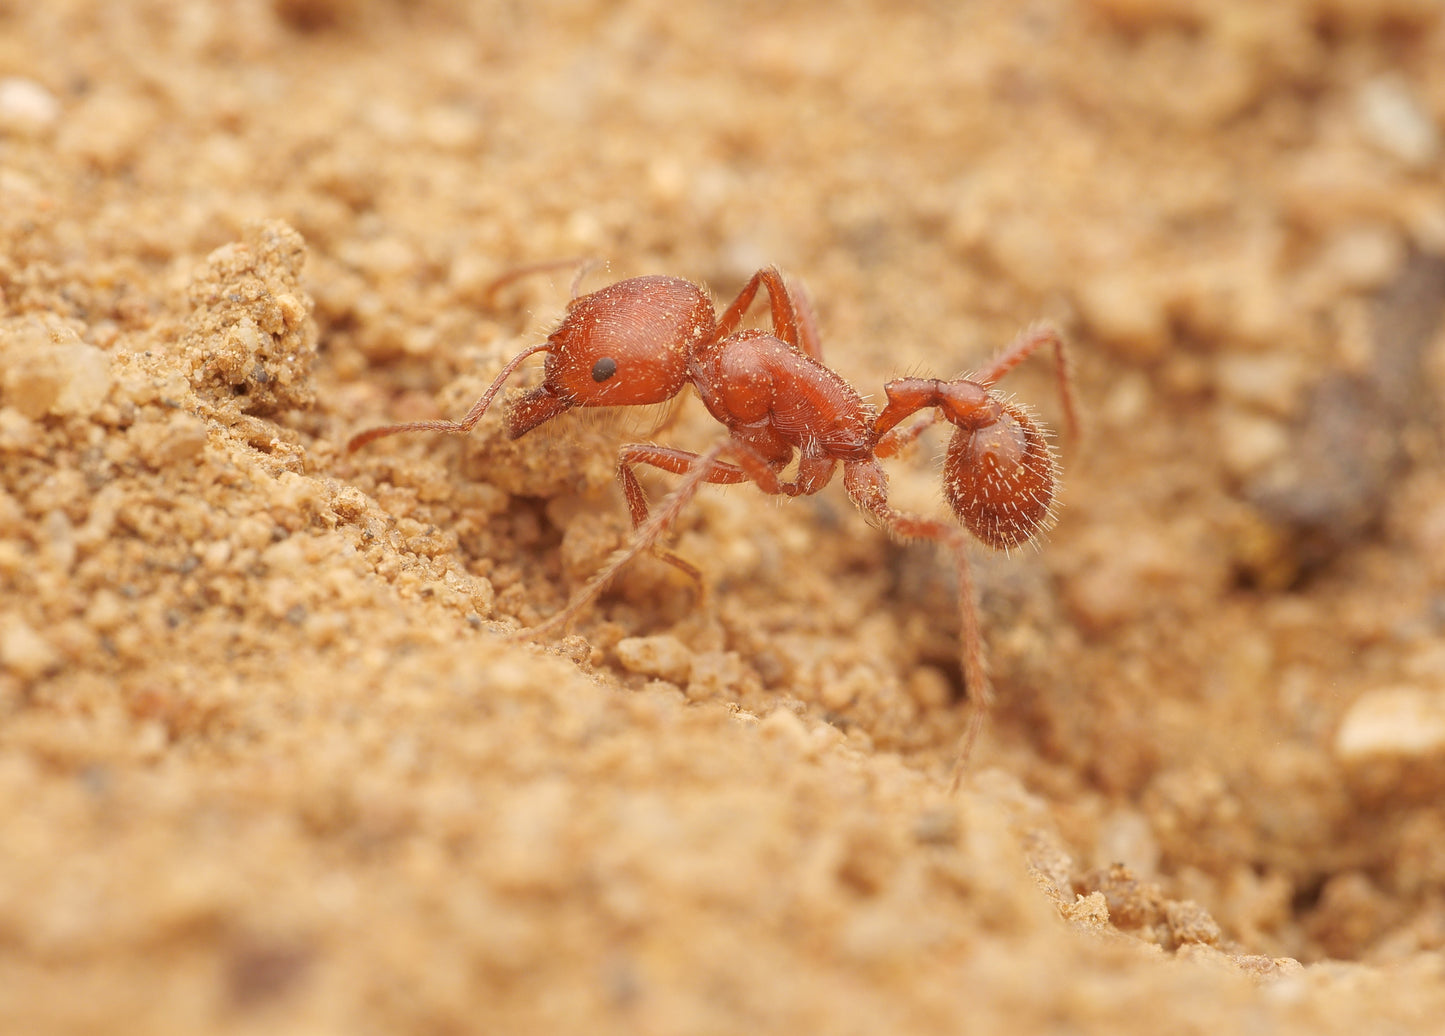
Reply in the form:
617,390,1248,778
348,266,1078,783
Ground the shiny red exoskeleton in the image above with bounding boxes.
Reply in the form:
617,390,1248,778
349,267,1078,781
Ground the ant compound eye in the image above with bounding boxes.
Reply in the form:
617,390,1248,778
591,357,619,383
943,406,1058,550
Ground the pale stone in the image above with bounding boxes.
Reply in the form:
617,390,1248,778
1336,686,1445,761
615,634,693,684
1,617,58,679
1357,75,1440,169
0,77,59,133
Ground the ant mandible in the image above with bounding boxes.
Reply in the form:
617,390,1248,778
348,266,1078,782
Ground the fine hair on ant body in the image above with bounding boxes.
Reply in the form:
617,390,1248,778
349,264,1078,784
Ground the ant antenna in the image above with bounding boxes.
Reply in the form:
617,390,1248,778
345,342,549,453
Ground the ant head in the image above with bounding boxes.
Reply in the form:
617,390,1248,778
942,400,1058,550
505,275,716,439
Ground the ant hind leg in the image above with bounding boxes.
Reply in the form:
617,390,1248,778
873,410,944,460
975,325,1081,440
842,459,991,791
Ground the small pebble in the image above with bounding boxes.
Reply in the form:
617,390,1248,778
1076,270,1170,360
1,322,113,419
1166,900,1223,948
615,635,693,684
758,707,812,754
1218,408,1290,480
0,77,60,134
1314,224,1406,294
1094,808,1161,876
1336,686,1445,761
1214,353,1306,419
1,617,59,680
1356,75,1440,170
129,413,209,469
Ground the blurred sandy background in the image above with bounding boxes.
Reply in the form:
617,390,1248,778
2,0,1444,1032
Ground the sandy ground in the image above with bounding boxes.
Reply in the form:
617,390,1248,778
3,0,1445,1032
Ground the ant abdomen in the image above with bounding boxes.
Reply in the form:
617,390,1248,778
942,402,1058,550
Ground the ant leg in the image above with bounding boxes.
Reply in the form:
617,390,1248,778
347,342,551,453
618,441,828,515
874,410,943,460
790,278,824,361
616,444,752,589
609,443,831,593
514,439,783,641
716,267,807,353
618,445,752,496
974,325,1080,439
843,459,989,791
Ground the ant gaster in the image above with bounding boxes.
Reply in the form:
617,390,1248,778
349,267,1078,782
